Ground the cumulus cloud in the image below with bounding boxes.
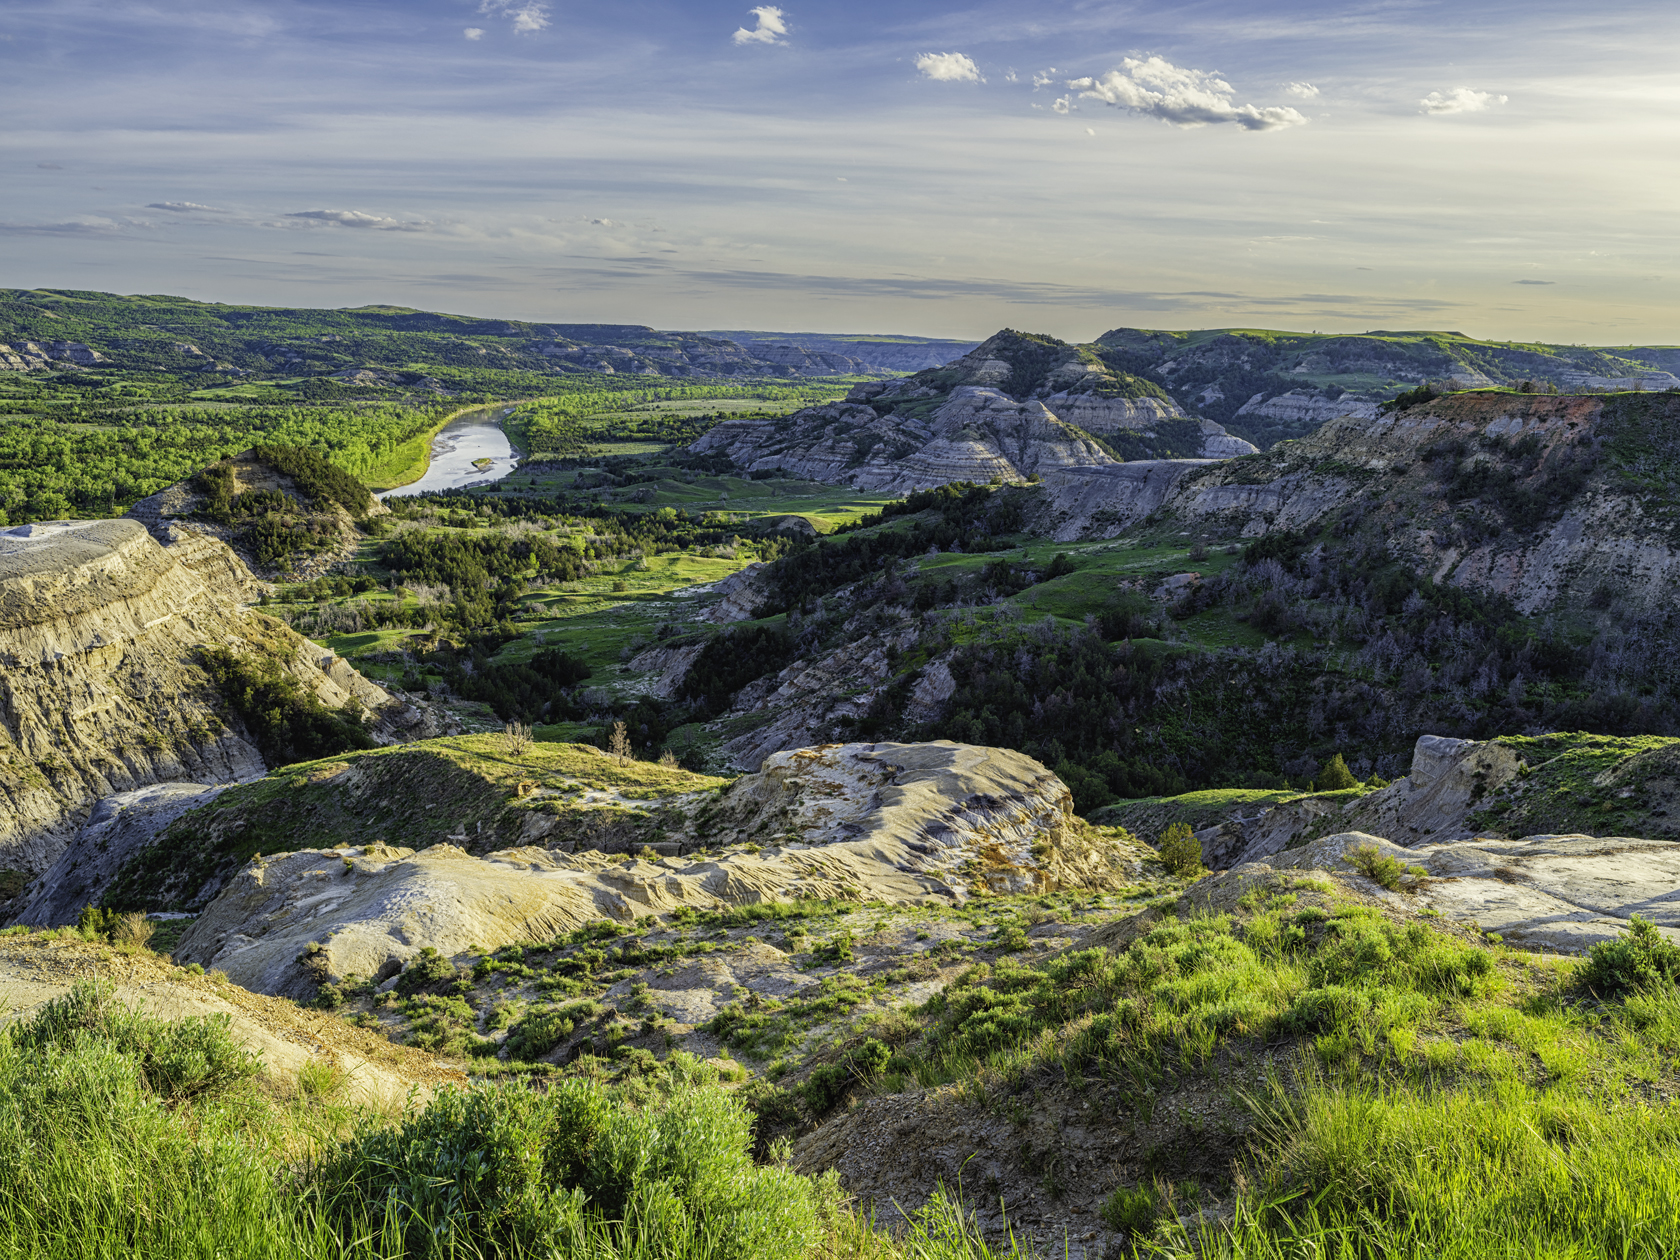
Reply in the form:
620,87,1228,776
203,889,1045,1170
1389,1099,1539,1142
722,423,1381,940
1051,95,1072,114
1421,87,1508,114
916,52,981,83
1032,69,1056,88
463,27,484,39
732,6,787,45
147,201,226,213
1285,82,1319,99
478,0,548,35
1069,56,1308,131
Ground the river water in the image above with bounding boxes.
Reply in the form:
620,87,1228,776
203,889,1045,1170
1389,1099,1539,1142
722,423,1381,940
376,406,518,500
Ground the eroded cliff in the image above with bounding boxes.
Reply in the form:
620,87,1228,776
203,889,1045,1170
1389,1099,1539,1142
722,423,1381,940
0,517,396,880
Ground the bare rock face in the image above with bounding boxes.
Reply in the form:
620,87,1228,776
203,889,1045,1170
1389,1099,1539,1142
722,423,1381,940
1188,735,1523,869
686,328,1256,492
175,741,1139,999
1030,461,1216,541
1259,830,1680,953
0,518,393,878
1234,389,1379,428
13,782,230,927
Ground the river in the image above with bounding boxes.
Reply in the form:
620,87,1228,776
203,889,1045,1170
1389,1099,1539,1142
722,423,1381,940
376,406,518,500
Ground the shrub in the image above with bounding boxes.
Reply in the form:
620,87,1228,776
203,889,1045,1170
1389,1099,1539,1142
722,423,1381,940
1579,915,1680,997
1314,753,1359,792
395,947,465,997
1101,1183,1161,1236
200,645,374,767
312,1076,821,1258
503,1008,576,1060
1346,843,1427,892
1155,821,1203,876
801,1063,852,1116
15,980,260,1102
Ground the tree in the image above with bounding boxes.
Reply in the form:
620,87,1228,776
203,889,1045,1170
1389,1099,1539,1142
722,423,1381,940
608,720,632,764
1155,821,1202,876
1314,753,1358,792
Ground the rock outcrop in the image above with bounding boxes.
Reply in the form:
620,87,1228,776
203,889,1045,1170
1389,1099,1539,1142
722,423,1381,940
686,330,1256,492
0,518,394,878
1185,735,1523,870
1253,830,1680,953
170,741,1141,998
1050,391,1680,614
12,782,230,927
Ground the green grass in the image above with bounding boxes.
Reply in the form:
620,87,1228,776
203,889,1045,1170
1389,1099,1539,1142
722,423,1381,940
0,977,1036,1260
1474,731,1680,839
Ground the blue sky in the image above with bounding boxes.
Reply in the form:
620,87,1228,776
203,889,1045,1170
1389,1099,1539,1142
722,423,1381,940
4,0,1680,342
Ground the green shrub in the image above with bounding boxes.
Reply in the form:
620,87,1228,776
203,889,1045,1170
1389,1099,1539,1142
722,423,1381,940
852,1036,891,1078
1155,821,1203,875
394,947,464,997
1579,915,1680,997
15,980,260,1103
504,1009,576,1060
1346,843,1427,891
200,645,374,767
801,1063,852,1115
312,1076,821,1258
1100,1183,1160,1236
1314,753,1359,792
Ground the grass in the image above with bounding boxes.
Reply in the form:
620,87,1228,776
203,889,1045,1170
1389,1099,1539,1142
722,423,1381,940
0,977,1037,1260
1473,731,1680,839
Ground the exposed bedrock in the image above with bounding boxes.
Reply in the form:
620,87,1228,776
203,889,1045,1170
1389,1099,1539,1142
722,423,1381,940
0,518,394,878
173,741,1143,999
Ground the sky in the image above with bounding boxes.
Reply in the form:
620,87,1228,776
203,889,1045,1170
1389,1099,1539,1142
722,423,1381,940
4,0,1680,343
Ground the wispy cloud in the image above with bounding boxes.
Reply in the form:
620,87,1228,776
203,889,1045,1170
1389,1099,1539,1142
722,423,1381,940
147,201,226,213
1514,279,1554,285
1285,82,1319,99
477,0,548,36
732,6,788,46
1070,57,1308,131
463,27,484,40
1421,87,1508,114
916,52,981,83
282,209,427,232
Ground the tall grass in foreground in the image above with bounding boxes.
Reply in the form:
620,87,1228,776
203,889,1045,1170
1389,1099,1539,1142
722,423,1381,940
0,980,1029,1260
1148,1080,1680,1258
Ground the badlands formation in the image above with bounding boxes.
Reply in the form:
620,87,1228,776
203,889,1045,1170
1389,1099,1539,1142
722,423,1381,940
689,329,1257,493
0,514,402,884
167,740,1142,999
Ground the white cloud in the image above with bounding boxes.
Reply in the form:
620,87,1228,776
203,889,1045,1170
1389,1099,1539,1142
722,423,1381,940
283,209,427,232
147,201,225,213
1285,82,1319,99
732,7,788,46
1421,87,1508,115
1032,69,1056,89
1085,127,1095,136
1069,56,1308,131
1051,95,1072,114
478,0,548,35
916,52,981,83
463,27,484,40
